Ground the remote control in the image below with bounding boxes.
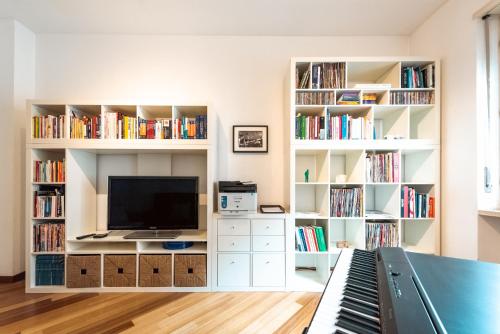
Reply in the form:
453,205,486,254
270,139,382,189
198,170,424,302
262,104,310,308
76,233,96,240
93,232,110,239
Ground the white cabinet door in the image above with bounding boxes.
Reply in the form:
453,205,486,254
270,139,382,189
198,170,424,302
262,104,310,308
218,236,251,252
252,236,285,252
218,253,250,287
218,219,250,235
251,219,284,235
252,253,285,287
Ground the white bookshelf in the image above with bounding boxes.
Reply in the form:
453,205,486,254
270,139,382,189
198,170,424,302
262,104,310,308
289,58,440,291
26,101,215,292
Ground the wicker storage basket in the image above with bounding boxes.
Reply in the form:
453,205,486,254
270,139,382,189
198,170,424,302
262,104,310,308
66,255,101,288
103,255,136,287
174,254,206,287
139,254,172,287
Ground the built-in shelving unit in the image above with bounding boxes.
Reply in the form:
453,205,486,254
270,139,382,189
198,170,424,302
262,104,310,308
26,101,214,292
289,58,440,291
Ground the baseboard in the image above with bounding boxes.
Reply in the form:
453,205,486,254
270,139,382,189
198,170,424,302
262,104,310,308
0,272,25,283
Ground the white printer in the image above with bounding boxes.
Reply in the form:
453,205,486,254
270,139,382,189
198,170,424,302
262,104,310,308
218,181,257,215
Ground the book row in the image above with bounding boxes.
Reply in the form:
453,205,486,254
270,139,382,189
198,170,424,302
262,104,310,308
296,91,335,105
330,187,363,217
365,222,399,251
295,226,327,252
33,188,65,218
401,65,435,89
401,186,435,218
295,114,371,140
32,115,65,139
390,91,434,105
296,63,346,89
33,223,65,252
172,116,208,139
366,152,400,183
33,160,65,183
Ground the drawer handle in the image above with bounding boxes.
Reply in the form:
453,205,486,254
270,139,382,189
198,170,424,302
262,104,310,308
231,242,235,246
266,242,270,246
266,225,270,229
231,225,236,230
266,261,270,264
231,261,236,264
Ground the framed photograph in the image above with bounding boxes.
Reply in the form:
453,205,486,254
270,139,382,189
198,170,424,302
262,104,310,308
233,125,268,153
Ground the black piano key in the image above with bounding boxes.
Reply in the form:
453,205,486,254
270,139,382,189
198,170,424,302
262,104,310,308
348,272,377,282
344,295,379,309
335,330,351,334
345,284,379,298
344,289,379,304
349,268,377,278
341,300,380,318
336,318,380,334
346,282,378,294
346,279,378,291
339,309,380,328
347,275,378,287
344,287,379,301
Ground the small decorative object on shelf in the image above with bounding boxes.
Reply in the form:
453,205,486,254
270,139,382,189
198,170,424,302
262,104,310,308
304,169,309,182
336,240,349,248
233,125,268,153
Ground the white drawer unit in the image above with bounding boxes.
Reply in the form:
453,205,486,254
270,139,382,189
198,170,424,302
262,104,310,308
251,219,284,236
218,236,251,252
252,253,285,287
252,235,285,252
214,213,287,290
218,253,250,287
218,219,250,235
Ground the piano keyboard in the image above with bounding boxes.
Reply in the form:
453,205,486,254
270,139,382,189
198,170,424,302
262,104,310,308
307,249,381,334
306,247,442,334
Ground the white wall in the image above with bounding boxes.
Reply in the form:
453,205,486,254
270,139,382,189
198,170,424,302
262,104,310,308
35,34,409,208
409,0,491,260
0,19,35,276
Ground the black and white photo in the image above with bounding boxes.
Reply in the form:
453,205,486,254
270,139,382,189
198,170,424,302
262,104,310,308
233,125,268,153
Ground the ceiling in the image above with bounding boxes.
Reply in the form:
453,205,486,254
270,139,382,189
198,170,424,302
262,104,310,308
0,0,447,35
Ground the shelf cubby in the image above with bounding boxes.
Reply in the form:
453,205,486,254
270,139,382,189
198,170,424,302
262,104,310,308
329,218,364,251
373,105,409,140
67,241,136,254
69,105,102,139
409,105,438,141
401,149,437,183
31,104,67,139
295,184,329,218
330,149,364,184
346,61,400,88
401,219,436,254
365,184,400,219
295,150,329,183
295,62,311,89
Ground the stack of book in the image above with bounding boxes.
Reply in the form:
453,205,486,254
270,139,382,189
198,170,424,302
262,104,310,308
401,65,435,88
330,187,362,217
297,68,310,89
401,186,435,218
362,93,378,104
295,226,327,252
337,91,360,105
33,187,65,218
33,223,65,252
33,160,65,183
173,115,208,139
326,113,371,140
365,222,399,251
32,115,65,139
138,118,172,139
70,114,101,139
311,63,346,89
296,91,335,105
366,152,400,183
295,114,324,140
390,91,434,104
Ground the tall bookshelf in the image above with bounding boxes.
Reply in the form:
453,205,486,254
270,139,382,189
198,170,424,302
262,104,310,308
288,58,440,291
26,101,214,292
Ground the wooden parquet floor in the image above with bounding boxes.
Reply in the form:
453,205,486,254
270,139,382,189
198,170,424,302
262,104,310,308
0,281,321,334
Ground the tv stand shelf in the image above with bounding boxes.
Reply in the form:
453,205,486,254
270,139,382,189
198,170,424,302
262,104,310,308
25,101,214,293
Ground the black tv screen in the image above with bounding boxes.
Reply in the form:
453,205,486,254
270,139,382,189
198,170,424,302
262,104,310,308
107,176,198,230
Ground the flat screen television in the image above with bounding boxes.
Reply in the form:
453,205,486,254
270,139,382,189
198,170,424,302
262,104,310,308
107,176,199,230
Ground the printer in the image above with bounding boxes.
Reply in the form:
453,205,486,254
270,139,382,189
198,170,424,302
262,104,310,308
218,181,257,215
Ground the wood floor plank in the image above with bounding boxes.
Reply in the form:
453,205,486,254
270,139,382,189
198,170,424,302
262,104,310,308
0,281,321,334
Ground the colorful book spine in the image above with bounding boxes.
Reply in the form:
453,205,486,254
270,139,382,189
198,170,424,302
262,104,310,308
295,226,327,252
33,160,65,183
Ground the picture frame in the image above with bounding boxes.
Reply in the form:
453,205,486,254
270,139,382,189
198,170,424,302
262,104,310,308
233,125,268,153
260,205,286,214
